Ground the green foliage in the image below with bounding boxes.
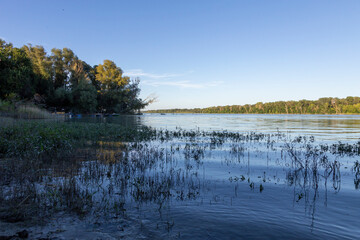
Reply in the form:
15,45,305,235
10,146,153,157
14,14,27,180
22,44,53,96
98,88,125,113
123,78,148,112
97,79,147,113
51,48,68,89
0,121,156,159
23,44,52,80
53,87,73,111
0,39,35,99
147,97,360,115
95,60,147,113
96,60,129,89
0,39,149,114
0,123,73,159
71,80,98,113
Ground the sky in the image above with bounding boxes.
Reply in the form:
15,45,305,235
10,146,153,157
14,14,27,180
1,0,360,110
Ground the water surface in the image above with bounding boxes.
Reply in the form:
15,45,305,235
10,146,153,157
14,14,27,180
5,114,359,239
86,113,360,141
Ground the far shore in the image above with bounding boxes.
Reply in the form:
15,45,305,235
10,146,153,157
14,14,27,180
144,111,360,115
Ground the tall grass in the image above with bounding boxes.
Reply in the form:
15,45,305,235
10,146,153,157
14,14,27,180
15,105,53,119
0,101,55,119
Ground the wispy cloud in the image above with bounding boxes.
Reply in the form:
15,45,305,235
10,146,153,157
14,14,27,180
124,69,222,89
142,80,223,89
125,69,192,79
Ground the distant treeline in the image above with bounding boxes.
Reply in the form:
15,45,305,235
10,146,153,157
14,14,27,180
0,39,152,113
147,97,360,114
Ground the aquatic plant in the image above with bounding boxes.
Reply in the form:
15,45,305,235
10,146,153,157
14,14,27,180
1,121,359,235
352,161,360,189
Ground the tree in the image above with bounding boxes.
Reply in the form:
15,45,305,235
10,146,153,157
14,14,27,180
0,39,34,99
51,48,67,89
83,62,100,90
123,78,148,112
23,44,53,96
69,58,88,87
96,60,129,90
52,87,73,111
96,60,138,113
71,79,97,113
0,39,152,113
23,44,52,80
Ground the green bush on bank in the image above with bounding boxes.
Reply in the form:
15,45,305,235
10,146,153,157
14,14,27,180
0,122,156,159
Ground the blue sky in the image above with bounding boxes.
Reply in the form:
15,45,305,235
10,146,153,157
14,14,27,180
1,0,360,110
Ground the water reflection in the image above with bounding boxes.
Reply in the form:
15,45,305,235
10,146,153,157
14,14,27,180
353,161,360,190
67,113,360,141
67,114,143,128
2,129,360,239
140,114,360,141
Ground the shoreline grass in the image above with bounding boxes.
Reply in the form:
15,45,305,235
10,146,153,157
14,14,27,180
0,101,57,119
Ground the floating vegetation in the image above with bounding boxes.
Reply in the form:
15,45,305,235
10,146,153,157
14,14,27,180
1,121,360,238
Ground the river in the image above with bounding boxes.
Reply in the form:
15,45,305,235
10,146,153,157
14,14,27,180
2,113,360,239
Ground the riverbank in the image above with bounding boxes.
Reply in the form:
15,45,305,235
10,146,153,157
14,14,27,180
0,100,143,121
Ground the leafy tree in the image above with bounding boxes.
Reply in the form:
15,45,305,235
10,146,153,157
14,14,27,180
95,60,143,113
123,78,148,112
23,44,52,80
78,62,100,91
0,39,34,99
52,87,73,111
71,79,97,113
22,44,53,96
0,40,152,113
50,48,89,88
51,48,67,89
96,60,129,90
